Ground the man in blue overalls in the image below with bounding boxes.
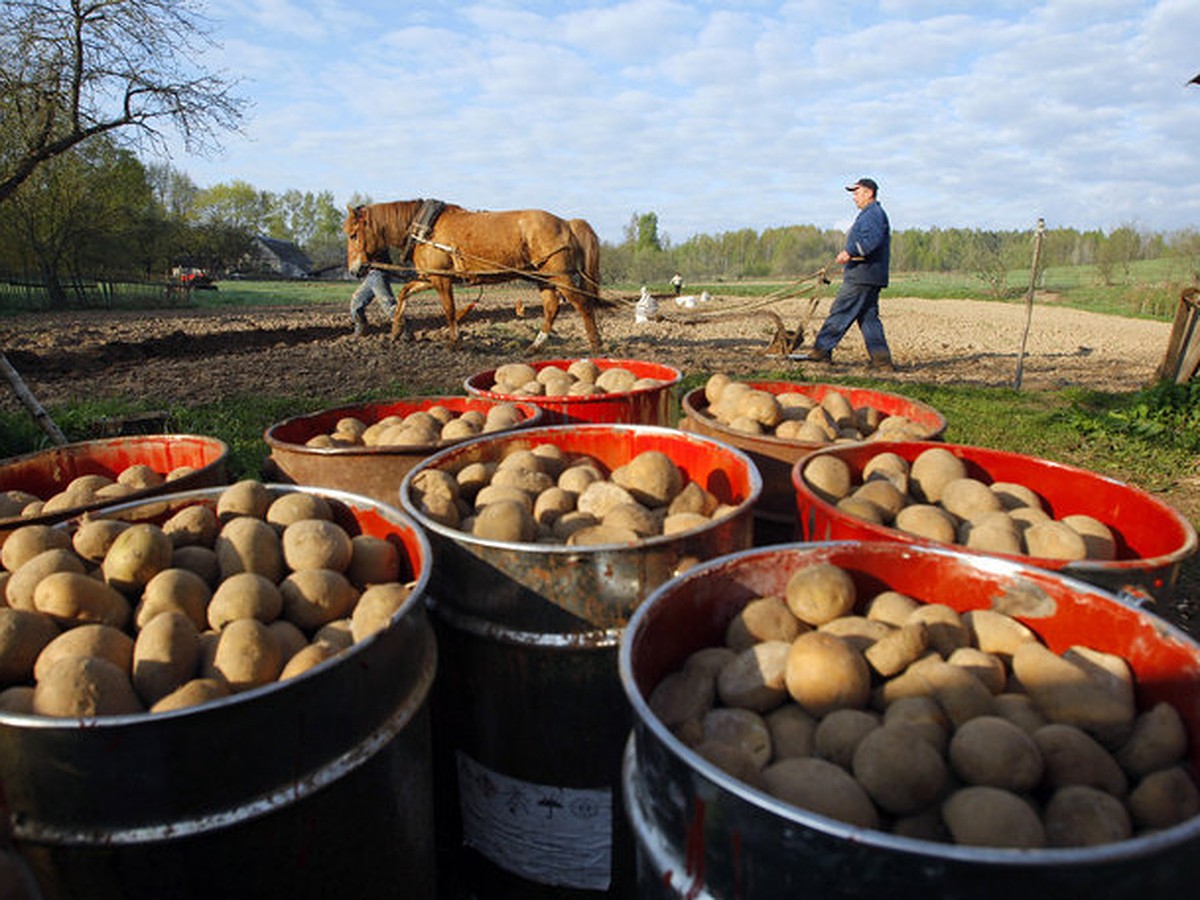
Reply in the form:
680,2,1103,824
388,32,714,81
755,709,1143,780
796,177,895,371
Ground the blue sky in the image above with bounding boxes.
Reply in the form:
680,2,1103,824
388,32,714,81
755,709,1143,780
170,1,1200,244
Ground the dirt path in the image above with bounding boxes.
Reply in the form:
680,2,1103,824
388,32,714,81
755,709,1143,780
0,292,1175,410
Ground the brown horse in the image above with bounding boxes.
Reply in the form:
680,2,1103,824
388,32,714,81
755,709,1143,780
343,200,602,352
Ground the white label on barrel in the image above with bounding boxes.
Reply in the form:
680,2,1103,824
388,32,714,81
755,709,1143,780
457,751,612,890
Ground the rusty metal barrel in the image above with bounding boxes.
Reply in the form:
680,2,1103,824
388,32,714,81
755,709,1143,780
399,424,761,898
0,485,437,900
620,541,1200,899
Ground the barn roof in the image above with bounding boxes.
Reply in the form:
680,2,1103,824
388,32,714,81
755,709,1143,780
254,235,313,273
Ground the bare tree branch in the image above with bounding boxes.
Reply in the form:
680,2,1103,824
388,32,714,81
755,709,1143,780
0,0,247,204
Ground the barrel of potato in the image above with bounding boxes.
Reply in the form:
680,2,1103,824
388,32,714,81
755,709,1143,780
791,440,1198,602
0,484,437,900
262,395,544,507
398,424,761,899
463,358,683,424
619,540,1200,899
0,434,229,546
679,381,946,542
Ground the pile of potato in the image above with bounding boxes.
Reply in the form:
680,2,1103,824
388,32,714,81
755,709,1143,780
482,360,666,397
409,442,738,545
699,373,930,442
0,463,199,520
803,445,1118,561
302,402,527,449
649,560,1199,848
0,480,415,718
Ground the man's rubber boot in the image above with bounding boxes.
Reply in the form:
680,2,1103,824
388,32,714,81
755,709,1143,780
870,351,896,372
792,348,831,363
352,309,367,336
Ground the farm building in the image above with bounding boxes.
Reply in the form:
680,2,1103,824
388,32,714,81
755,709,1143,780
240,236,313,279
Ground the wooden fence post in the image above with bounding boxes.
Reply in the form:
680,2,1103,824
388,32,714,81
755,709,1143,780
0,352,67,445
1014,217,1046,390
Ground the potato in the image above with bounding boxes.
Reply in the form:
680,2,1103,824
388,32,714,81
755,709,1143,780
837,496,886,525
33,655,143,717
1115,701,1189,777
5,548,86,611
785,631,871,717
533,487,576,528
649,667,715,732
1044,785,1132,847
472,499,537,542
989,481,1044,511
266,619,309,663
1033,723,1128,796
150,677,230,713
346,535,402,589
34,622,133,682
941,786,1045,848
765,704,817,760
960,517,1023,555
1127,765,1200,830
852,722,949,815
864,621,929,678
909,447,967,504
734,390,783,428
1061,514,1116,560
350,582,412,642
785,563,856,626
802,456,852,505
613,451,683,507
214,516,284,582
101,523,173,595
602,502,659,537
0,608,60,684
2,524,72,573
1024,520,1088,561
894,505,957,543
71,517,132,563
662,512,713,535
716,640,790,712
172,545,221,588
667,481,719,518
265,492,333,529
905,603,969,656
136,567,211,632
962,609,1038,660
883,695,951,755
0,686,35,714
216,479,272,521
207,572,284,629
939,478,1003,522
704,372,732,404
813,708,881,770
948,715,1043,791
849,479,906,523
279,641,342,680
761,757,880,829
912,657,995,727
1012,642,1135,744
595,367,636,393
279,568,358,631
946,647,1006,694
694,741,767,790
865,590,918,627
132,611,201,706
725,596,803,651
819,615,892,654
33,570,131,630
702,707,773,768
211,618,283,691
314,618,354,652
281,519,353,573
992,692,1048,735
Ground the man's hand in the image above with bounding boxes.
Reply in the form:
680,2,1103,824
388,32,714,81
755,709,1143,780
835,250,851,265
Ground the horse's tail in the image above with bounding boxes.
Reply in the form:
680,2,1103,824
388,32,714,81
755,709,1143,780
568,218,615,308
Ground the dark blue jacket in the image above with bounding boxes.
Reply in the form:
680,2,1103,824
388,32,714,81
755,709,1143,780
843,201,890,287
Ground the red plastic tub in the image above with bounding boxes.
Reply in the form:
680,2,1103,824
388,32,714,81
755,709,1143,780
0,434,229,546
619,541,1200,899
262,395,543,508
463,358,683,425
680,381,947,539
791,440,1198,601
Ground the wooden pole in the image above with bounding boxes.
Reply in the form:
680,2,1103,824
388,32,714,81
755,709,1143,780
0,352,67,445
1014,217,1046,390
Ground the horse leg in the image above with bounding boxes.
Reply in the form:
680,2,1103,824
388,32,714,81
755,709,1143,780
530,285,560,352
431,277,461,348
389,281,422,342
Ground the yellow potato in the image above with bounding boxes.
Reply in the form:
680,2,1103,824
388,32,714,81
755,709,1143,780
0,608,60,685
948,715,1043,792
33,571,131,630
71,518,133,563
136,567,212,632
33,656,143,718
724,596,803,651
1032,723,1128,796
1044,785,1132,847
101,523,173,595
346,535,403,589
852,722,949,815
281,519,354,572
785,563,856,626
761,756,879,829
715,640,791,712
265,492,333,530
279,641,342,680
151,677,231,713
207,572,284,629
765,704,818,760
612,451,683,507
785,631,871,717
941,786,1045,848
5,548,86,611
279,568,359,631
802,456,853,505
132,611,201,706
1127,765,1200,830
702,707,773,768
350,582,412,642
211,618,283,691
908,447,967,504
215,479,272,521
214,516,284,582
813,708,881,770
34,623,133,682
2,524,72,573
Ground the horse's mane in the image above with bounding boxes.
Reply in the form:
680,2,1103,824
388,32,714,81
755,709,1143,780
361,200,423,246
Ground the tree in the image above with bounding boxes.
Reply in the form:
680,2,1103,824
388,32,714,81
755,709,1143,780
0,0,246,205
